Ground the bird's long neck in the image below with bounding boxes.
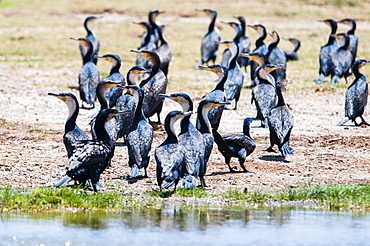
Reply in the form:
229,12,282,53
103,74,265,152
82,41,93,65
347,21,356,35
96,85,109,109
208,12,217,34
197,104,212,134
326,22,338,46
214,70,228,91
65,99,79,134
255,29,266,48
126,70,138,85
142,24,154,47
293,41,301,52
339,35,350,50
84,20,93,36
266,34,280,58
276,86,286,107
95,114,112,145
179,115,191,135
228,44,239,69
233,25,242,43
109,61,121,76
164,117,178,144
353,64,364,80
158,28,167,46
243,122,252,138
140,54,160,87
133,90,146,125
239,17,246,36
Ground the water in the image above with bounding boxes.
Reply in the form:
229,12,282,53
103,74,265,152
1,208,369,246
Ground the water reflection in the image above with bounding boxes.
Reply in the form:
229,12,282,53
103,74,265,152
1,207,369,245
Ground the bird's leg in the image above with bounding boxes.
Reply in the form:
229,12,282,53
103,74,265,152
264,145,277,153
360,116,370,126
225,157,235,172
200,176,209,188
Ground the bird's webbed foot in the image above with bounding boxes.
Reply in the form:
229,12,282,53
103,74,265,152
264,146,277,153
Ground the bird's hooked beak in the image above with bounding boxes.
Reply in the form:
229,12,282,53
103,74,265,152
131,49,149,58
268,64,284,73
212,101,231,108
198,65,213,72
239,53,254,59
183,111,193,117
138,68,152,74
48,93,66,101
247,25,258,30
215,40,230,48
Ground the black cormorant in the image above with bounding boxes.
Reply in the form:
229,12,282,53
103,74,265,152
315,19,338,84
115,66,151,139
53,108,120,192
155,111,190,191
266,30,287,84
338,18,358,66
217,40,244,109
90,81,125,141
212,117,256,172
283,37,301,61
197,64,228,130
71,37,100,109
131,49,168,123
48,92,89,158
159,93,205,189
79,16,100,65
248,24,268,82
148,10,165,46
134,22,157,70
337,60,370,126
329,33,353,84
220,21,242,68
196,8,221,66
266,82,294,158
234,16,251,71
155,25,173,76
197,99,230,187
123,85,154,178
95,54,125,108
252,64,283,127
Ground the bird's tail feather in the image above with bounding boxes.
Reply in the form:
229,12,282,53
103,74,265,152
130,164,140,178
53,176,72,187
281,142,293,157
337,117,349,126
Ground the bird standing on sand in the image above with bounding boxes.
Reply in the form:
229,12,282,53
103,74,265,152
79,16,100,65
337,60,370,126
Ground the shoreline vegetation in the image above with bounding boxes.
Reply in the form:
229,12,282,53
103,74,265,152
1,184,369,212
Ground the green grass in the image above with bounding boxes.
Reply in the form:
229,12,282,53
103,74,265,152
1,184,369,212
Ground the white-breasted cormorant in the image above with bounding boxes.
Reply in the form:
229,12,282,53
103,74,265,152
148,10,165,46
266,30,287,84
196,8,221,66
239,52,267,87
252,64,283,127
53,108,120,192
217,40,244,109
134,22,157,70
283,37,301,61
79,16,100,65
116,66,151,139
131,49,168,123
337,60,370,126
155,111,190,191
197,99,230,187
266,82,294,158
212,117,256,172
316,19,338,84
123,85,154,178
220,21,242,68
248,24,268,82
71,37,100,109
48,92,90,158
197,64,228,131
338,18,358,66
329,33,353,84
234,16,251,71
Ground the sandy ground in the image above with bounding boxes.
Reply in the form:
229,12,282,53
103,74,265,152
0,65,370,195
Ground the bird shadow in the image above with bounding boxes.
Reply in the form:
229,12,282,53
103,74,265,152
115,175,147,184
207,170,250,176
259,155,290,163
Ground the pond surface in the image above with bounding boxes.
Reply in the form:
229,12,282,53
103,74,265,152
1,207,369,246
